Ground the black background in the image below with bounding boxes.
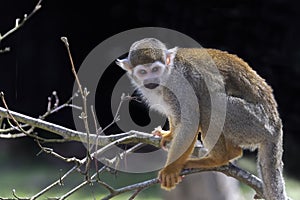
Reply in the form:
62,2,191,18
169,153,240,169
1,0,300,178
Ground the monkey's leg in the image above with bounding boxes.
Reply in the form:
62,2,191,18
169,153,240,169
159,133,198,190
152,117,174,148
184,135,242,169
226,139,243,161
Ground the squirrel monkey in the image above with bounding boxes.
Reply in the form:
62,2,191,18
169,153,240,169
116,38,287,200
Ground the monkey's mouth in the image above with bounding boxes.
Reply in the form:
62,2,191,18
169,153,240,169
143,78,160,89
144,83,160,89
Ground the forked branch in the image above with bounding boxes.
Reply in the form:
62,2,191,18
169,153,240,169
0,0,44,52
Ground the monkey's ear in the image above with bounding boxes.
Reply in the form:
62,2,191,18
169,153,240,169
165,47,178,67
116,58,132,72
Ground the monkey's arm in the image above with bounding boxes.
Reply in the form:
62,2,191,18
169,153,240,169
159,115,200,190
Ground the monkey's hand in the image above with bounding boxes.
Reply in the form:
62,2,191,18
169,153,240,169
152,126,173,149
159,163,183,190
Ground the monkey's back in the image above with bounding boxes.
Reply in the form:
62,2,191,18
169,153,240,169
175,48,279,123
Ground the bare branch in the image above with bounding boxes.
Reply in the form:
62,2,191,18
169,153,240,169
0,123,29,133
12,189,30,200
30,166,79,200
0,132,26,138
128,188,144,200
99,143,145,169
0,104,163,147
61,36,93,177
40,90,80,119
0,0,43,52
60,37,83,96
0,105,85,141
0,95,267,199
0,92,47,141
102,178,159,200
58,166,110,200
101,163,264,200
36,140,82,165
0,93,75,142
47,91,81,115
182,163,264,199
0,91,80,140
96,93,130,135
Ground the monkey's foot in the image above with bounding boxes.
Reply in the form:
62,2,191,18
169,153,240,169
152,126,173,149
159,166,183,191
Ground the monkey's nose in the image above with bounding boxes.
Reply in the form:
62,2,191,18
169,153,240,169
144,83,159,89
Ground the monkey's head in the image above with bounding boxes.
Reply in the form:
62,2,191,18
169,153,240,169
116,38,177,90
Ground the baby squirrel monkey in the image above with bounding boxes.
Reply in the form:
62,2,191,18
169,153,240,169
116,38,287,200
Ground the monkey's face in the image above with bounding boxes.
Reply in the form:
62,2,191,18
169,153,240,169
131,61,168,90
116,38,178,90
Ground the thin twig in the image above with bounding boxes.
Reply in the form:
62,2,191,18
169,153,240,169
96,94,129,135
0,93,27,133
91,105,99,136
0,91,80,140
30,165,79,200
91,94,129,157
61,36,92,178
100,143,145,169
60,37,83,96
0,92,50,141
0,124,29,133
0,0,43,51
0,132,26,138
128,188,144,200
59,166,111,200
91,135,136,161
12,189,29,200
0,94,70,143
91,105,102,179
59,180,89,200
102,178,159,200
0,105,86,142
36,140,83,165
40,90,80,120
47,92,81,115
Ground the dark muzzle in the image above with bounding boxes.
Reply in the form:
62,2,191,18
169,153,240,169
143,78,160,89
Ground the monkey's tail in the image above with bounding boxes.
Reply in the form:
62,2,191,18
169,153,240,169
258,131,287,200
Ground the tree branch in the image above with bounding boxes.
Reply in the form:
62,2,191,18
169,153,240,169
101,163,264,200
0,105,161,146
0,0,43,52
0,104,266,199
0,105,84,141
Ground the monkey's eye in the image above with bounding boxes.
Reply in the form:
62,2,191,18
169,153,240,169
138,69,147,75
152,66,160,73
